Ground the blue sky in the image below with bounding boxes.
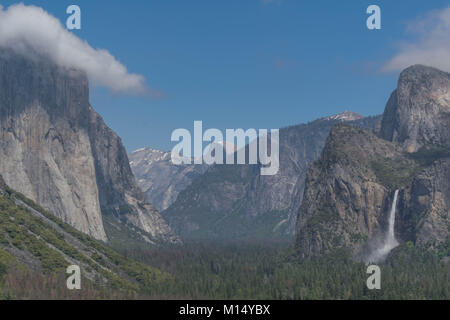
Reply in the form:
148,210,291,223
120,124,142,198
2,0,450,152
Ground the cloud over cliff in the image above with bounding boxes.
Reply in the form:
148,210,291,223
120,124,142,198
0,4,147,95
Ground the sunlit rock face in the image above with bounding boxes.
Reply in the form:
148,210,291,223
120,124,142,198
0,48,178,244
380,65,450,152
295,125,408,259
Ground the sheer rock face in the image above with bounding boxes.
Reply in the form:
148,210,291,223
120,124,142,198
0,49,178,243
295,125,413,258
380,65,450,152
397,159,450,251
296,65,450,259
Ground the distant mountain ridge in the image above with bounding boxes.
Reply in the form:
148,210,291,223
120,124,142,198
129,148,209,211
150,111,382,240
324,111,364,121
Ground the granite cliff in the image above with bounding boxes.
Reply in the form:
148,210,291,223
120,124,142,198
0,49,178,244
295,65,449,260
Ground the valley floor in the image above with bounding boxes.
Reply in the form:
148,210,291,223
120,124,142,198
1,239,449,299
5,240,441,300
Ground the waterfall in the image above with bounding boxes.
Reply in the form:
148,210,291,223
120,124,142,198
367,189,400,263
386,189,399,247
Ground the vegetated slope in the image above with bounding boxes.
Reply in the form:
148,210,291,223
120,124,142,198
0,176,170,299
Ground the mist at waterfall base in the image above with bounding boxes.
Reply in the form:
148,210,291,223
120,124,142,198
365,190,400,264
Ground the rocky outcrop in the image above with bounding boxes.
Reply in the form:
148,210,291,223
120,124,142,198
162,113,381,240
88,109,178,243
129,148,209,211
380,65,450,152
295,125,417,258
0,48,178,243
397,158,450,250
295,65,450,260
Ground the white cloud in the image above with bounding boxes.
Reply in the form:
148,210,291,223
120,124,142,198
383,6,450,73
0,4,149,95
